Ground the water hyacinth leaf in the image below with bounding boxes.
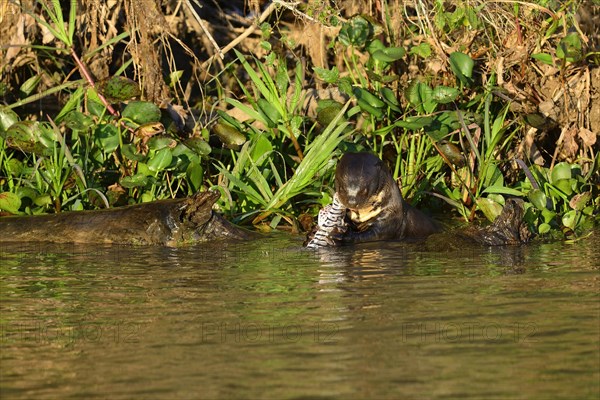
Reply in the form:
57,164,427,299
538,223,551,234
63,111,93,131
147,148,173,172
561,210,578,230
186,162,203,193
120,173,149,188
371,46,406,62
553,179,573,196
528,188,548,211
100,76,141,101
569,191,591,211
0,106,19,131
122,101,161,124
137,162,152,177
449,52,474,86
477,197,503,222
0,192,21,213
184,137,212,156
147,136,176,151
95,124,120,153
550,162,572,183
432,85,460,104
213,121,246,149
121,143,146,161
541,208,556,223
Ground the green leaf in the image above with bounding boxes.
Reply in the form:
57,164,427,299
317,103,345,127
371,46,406,62
213,121,247,149
95,124,120,153
562,210,578,230
338,15,373,47
257,98,282,127
147,148,173,172
409,43,432,58
483,185,524,197
121,143,146,161
405,80,435,113
0,106,19,132
531,53,554,65
186,162,203,193
556,32,582,62
121,101,161,125
0,192,21,213
313,66,340,84
550,162,572,183
184,137,212,156
538,223,551,234
100,76,141,102
528,188,548,211
19,75,41,97
553,179,574,196
477,197,503,222
120,173,149,188
449,52,474,86
63,111,93,131
2,121,50,155
431,85,460,104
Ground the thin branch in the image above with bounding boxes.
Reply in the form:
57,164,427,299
185,0,223,59
200,2,278,70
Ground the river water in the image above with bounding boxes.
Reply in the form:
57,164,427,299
1,230,598,399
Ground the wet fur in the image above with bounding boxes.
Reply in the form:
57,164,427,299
335,152,440,243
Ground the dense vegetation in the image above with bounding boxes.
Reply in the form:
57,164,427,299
1,0,598,239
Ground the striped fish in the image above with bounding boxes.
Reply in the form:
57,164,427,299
305,193,347,248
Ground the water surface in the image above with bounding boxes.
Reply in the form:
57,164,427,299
1,231,598,399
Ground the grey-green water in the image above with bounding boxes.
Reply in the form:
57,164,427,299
1,231,598,399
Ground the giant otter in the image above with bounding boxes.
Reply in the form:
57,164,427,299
333,152,441,244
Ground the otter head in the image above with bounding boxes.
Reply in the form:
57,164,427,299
335,152,392,223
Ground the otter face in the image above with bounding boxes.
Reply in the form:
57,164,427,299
335,153,388,217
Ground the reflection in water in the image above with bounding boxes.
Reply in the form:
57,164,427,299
1,231,598,399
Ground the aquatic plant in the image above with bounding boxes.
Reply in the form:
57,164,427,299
1,0,598,239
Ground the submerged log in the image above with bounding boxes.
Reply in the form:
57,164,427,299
0,191,255,246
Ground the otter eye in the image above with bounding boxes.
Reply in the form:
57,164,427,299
358,188,368,197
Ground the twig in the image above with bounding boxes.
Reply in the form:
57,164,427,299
70,48,118,117
185,0,223,60
200,2,279,70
